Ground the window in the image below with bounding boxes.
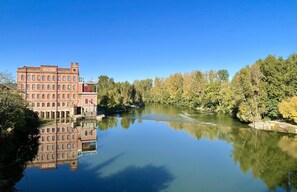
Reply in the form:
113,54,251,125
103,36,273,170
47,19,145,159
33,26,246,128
37,103,40,107
67,85,70,90
62,85,65,90
42,84,45,90
62,102,65,106
58,76,60,81
37,75,40,81
73,76,76,82
52,103,55,107
42,75,45,81
47,84,50,90
47,103,50,107
73,94,76,99
21,84,24,90
42,103,45,107
47,94,50,99
52,85,55,90
52,76,55,81
27,74,30,80
73,85,76,90
62,94,65,99
32,94,35,99
58,85,60,90
68,76,71,81
58,94,60,99
67,94,70,99
37,94,40,99
32,75,35,81
85,99,88,104
62,76,66,81
37,84,40,90
47,75,50,81
26,84,30,90
42,94,45,99
32,84,35,90
52,94,55,99
58,102,60,107
21,75,24,80
32,102,35,107
47,128,50,133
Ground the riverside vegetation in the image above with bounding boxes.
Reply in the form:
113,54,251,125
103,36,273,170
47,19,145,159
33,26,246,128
0,72,40,191
97,54,297,126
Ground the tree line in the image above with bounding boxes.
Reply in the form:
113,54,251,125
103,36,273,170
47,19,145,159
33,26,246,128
131,54,297,123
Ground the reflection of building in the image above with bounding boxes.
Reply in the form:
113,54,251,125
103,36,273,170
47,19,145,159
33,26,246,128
17,62,97,118
27,120,97,171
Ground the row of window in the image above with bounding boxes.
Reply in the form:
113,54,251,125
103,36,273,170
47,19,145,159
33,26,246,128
26,93,76,100
41,127,75,133
41,135,76,142
21,84,76,91
31,102,71,107
36,152,77,161
21,74,77,82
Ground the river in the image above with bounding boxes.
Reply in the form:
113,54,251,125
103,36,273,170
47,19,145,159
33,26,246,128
14,103,297,191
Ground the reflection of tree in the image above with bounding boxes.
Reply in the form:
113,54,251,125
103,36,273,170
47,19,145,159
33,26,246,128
98,117,118,130
230,129,297,191
168,121,232,142
121,116,135,129
0,124,39,191
168,121,297,191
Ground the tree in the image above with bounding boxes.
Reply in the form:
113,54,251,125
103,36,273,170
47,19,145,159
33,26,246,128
231,63,267,123
165,73,183,104
0,71,16,90
278,97,297,123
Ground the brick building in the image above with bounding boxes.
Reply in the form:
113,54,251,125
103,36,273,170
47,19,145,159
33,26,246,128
17,62,97,118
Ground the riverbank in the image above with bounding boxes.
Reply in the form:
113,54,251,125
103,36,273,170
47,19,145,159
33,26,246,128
250,121,297,134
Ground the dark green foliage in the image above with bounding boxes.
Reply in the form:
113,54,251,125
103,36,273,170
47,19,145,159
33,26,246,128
259,54,297,119
97,75,144,114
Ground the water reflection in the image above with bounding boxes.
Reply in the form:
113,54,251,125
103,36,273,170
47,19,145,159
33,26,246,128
98,104,297,191
28,120,97,171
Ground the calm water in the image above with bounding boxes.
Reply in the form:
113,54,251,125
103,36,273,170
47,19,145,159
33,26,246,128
14,103,297,191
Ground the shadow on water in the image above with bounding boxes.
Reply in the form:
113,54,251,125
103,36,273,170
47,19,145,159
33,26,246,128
80,154,175,192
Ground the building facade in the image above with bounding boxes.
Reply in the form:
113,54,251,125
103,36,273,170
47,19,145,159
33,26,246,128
17,62,97,118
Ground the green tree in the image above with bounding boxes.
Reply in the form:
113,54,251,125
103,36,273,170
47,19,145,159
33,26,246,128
231,63,267,123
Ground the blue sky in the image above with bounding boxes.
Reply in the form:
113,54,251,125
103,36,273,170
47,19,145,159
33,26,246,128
0,0,296,82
